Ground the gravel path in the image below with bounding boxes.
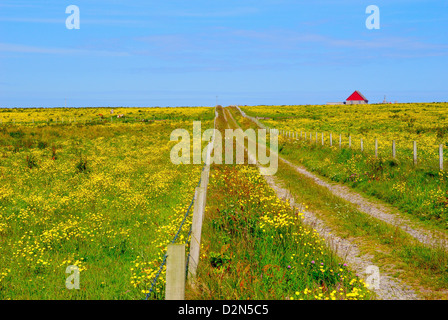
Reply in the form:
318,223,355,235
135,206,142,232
280,148,448,250
263,174,421,300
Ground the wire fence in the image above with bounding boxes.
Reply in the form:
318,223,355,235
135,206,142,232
276,129,446,171
236,106,446,171
144,165,205,300
145,107,217,300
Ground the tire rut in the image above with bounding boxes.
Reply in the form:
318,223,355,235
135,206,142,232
263,174,421,300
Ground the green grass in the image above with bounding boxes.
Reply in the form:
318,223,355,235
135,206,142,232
190,164,372,300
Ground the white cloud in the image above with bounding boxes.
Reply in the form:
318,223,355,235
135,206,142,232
0,42,129,56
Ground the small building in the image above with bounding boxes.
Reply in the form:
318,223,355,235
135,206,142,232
326,90,369,105
345,90,368,104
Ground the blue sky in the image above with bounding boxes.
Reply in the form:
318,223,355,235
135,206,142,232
0,0,447,107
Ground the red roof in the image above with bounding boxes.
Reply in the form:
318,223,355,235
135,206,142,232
346,90,368,102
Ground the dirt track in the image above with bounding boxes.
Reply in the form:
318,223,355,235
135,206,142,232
225,106,423,300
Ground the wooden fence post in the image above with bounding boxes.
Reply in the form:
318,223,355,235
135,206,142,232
188,187,206,285
440,144,444,171
165,244,186,300
200,169,210,207
392,140,396,158
360,138,363,152
339,134,342,149
375,139,378,158
321,133,324,146
315,132,318,144
413,141,417,165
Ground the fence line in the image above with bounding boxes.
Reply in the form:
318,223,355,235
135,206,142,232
235,108,446,171
144,167,204,300
276,129,445,171
162,108,217,300
143,107,217,300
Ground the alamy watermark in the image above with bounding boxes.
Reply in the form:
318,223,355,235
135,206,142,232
170,121,278,175
65,265,80,289
66,5,80,30
365,265,380,290
366,5,380,30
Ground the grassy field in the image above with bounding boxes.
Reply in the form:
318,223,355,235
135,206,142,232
242,103,448,155
3,103,447,300
0,106,213,125
240,104,448,230
0,107,213,299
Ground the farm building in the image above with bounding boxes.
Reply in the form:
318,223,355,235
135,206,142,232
345,90,368,104
327,90,369,105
